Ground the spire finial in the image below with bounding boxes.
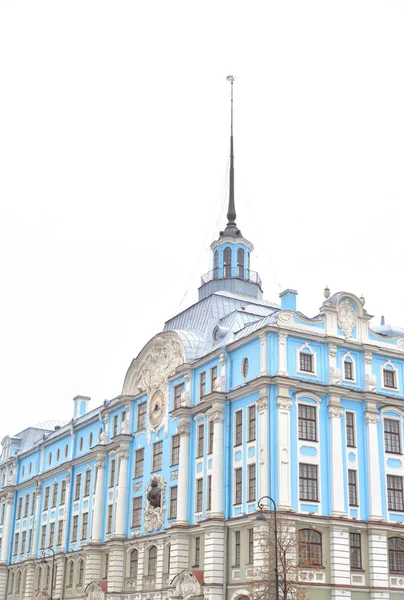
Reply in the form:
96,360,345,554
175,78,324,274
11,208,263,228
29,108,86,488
220,75,242,239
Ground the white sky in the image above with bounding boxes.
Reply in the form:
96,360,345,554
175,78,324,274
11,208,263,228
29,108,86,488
1,1,403,442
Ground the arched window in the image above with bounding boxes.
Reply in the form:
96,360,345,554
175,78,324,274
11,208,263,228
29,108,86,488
148,545,157,575
89,432,93,447
8,571,14,595
99,428,103,443
130,549,138,578
53,481,58,507
35,567,41,591
56,448,60,461
298,529,322,566
237,248,244,279
67,560,74,587
224,247,232,278
45,564,51,589
21,569,26,594
79,437,84,451
53,565,57,590
389,537,404,572
16,570,21,594
214,251,219,279
64,444,69,458
21,466,25,478
48,452,52,465
29,462,32,475
78,558,84,585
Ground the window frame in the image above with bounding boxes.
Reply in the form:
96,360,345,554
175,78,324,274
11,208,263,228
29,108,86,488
350,532,362,570
173,383,184,410
248,463,256,502
384,418,402,454
299,463,319,502
131,497,142,528
298,529,322,567
383,366,397,389
299,350,314,373
199,371,206,399
134,448,145,478
346,411,356,448
234,410,243,447
169,486,178,519
387,475,404,512
137,402,147,431
298,404,317,442
196,478,203,513
152,440,163,472
348,469,358,506
197,424,204,458
210,366,218,392
248,405,256,442
234,468,243,505
389,537,404,573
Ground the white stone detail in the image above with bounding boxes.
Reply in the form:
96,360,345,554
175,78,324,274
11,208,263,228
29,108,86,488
337,298,357,338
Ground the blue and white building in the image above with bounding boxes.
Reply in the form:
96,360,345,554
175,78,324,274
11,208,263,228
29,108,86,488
1,84,404,600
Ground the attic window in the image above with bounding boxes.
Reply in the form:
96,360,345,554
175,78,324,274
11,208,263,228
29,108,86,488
384,368,396,389
300,352,314,373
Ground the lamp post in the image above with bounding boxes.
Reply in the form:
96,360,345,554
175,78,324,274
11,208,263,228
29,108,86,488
256,495,279,600
40,546,56,600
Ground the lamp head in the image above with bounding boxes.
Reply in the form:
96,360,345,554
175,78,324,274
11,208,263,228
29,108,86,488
256,511,267,522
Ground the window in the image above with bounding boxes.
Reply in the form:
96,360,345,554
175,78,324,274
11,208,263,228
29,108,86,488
170,486,178,519
388,537,404,572
196,479,203,512
298,405,317,441
384,419,401,454
387,475,404,511
121,410,126,428
44,486,50,510
235,468,242,504
384,368,396,389
130,549,138,578
113,415,119,437
234,531,241,566
152,441,163,471
194,537,200,567
109,459,116,487
299,464,318,501
344,359,354,380
224,247,232,278
81,512,88,540
235,410,243,446
17,497,22,519
79,437,83,451
214,250,219,279
67,561,74,587
132,497,142,527
298,529,322,566
13,532,19,555
137,402,146,430
57,520,63,546
84,470,91,496
48,452,52,465
23,494,29,518
40,525,46,549
171,436,180,466
350,533,362,569
208,420,214,454
248,463,256,502
75,473,82,500
148,546,157,576
28,528,33,552
248,528,254,564
210,366,217,392
21,531,26,553
248,405,256,442
102,554,109,579
207,475,212,510
35,567,41,591
71,515,78,542
242,357,249,378
8,571,14,594
197,424,204,458
200,372,206,399
64,444,69,458
348,470,358,506
60,481,66,505
78,558,84,586
346,412,356,447
31,492,35,515
16,570,21,594
174,384,184,409
135,448,145,477
300,351,314,373
89,432,93,447
49,522,55,545
107,505,113,534
237,248,244,279
52,482,58,507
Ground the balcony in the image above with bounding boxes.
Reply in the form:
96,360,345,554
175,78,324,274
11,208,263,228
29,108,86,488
201,268,262,288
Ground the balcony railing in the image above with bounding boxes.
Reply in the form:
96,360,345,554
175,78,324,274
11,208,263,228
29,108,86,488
201,268,262,288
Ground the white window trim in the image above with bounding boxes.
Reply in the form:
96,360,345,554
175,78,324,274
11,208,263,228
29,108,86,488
381,360,399,391
342,352,356,383
296,343,317,376
381,411,403,457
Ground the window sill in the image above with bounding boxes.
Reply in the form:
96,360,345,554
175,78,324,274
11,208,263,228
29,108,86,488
299,499,320,503
351,568,364,572
385,451,403,456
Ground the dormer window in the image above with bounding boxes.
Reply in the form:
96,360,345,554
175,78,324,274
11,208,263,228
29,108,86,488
237,248,244,279
384,368,396,389
300,351,313,373
224,247,232,278
344,359,354,380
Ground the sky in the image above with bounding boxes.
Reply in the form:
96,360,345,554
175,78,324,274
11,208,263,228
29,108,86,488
0,1,403,442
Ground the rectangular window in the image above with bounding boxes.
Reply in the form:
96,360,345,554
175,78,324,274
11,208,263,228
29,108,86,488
235,410,243,446
248,463,256,502
75,473,82,500
299,463,318,501
194,537,200,567
21,530,26,553
344,360,354,380
387,475,404,511
384,368,396,388
28,528,33,552
109,459,116,487
44,486,50,510
13,532,19,556
31,491,36,516
174,383,184,409
103,553,109,579
57,520,64,546
197,424,204,458
207,475,212,511
350,533,362,569
52,482,58,508
234,531,241,566
17,497,22,519
196,479,203,512
107,505,113,534
208,420,214,454
248,528,254,564
348,470,358,506
132,497,142,527
248,405,256,442
346,412,356,447
210,366,218,392
121,410,126,426
134,448,145,477
81,512,88,540
113,415,119,437
171,435,180,466
23,495,29,518
48,522,54,546
153,441,163,472
40,525,46,549
60,481,66,505
71,515,78,542
235,468,243,504
300,352,314,373
200,372,206,399
384,419,401,454
137,402,147,430
84,470,91,496
170,486,178,519
298,404,317,441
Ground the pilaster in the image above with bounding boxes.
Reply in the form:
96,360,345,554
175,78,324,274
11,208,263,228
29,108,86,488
259,333,267,376
277,391,293,510
258,392,269,502
168,528,190,580
203,523,225,593
84,546,102,583
91,454,106,542
107,542,125,593
278,332,288,377
329,525,351,594
62,470,71,549
115,444,130,538
54,556,65,598
368,528,389,599
0,493,14,563
329,400,346,517
208,407,225,518
155,538,165,589
365,407,383,521
0,564,8,600
176,418,191,524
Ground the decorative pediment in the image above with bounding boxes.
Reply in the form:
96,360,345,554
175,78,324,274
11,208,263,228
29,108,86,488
171,570,202,600
84,581,106,600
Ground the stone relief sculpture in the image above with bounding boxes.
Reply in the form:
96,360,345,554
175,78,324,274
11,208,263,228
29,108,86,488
171,570,202,600
144,474,166,533
337,298,357,339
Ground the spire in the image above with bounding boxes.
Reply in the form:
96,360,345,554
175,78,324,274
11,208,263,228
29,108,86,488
220,75,242,239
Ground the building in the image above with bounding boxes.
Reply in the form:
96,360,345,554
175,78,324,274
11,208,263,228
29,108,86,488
1,81,404,600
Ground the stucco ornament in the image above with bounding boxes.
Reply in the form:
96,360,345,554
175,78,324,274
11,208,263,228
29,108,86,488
149,390,166,428
337,298,357,338
144,474,166,533
172,570,201,600
85,582,105,600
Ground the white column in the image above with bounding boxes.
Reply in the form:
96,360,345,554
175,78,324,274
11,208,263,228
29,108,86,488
115,445,129,537
259,333,267,376
365,409,383,521
329,403,345,517
61,470,71,549
176,418,191,524
257,393,269,502
209,409,224,518
329,343,341,385
278,332,288,376
203,523,225,599
31,483,42,557
368,529,389,598
365,351,376,392
91,455,106,542
277,392,293,510
329,525,351,597
0,494,14,562
23,562,35,600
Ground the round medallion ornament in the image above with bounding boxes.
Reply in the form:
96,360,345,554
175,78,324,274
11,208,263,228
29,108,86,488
149,389,166,428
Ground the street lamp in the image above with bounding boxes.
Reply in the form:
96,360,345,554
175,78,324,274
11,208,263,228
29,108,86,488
256,495,279,600
40,546,56,600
